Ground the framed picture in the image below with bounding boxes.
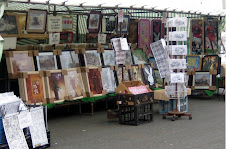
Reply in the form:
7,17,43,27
192,71,216,89
138,19,152,57
64,68,85,100
44,70,68,103
105,17,115,32
88,11,101,33
26,9,47,33
128,19,138,43
82,67,105,96
204,18,218,55
59,31,73,44
154,70,163,88
59,50,80,69
132,48,148,64
86,33,98,43
62,17,73,30
143,64,156,88
125,50,133,65
115,65,131,85
0,13,18,37
101,67,116,93
36,52,58,71
102,49,115,66
116,15,130,34
190,19,204,55
186,55,202,71
84,50,102,67
148,57,158,69
131,65,143,83
202,55,221,74
151,19,164,42
18,71,46,104
5,51,35,78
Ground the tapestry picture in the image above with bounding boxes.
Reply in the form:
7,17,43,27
65,69,84,99
88,69,103,95
9,52,34,74
151,19,164,42
148,57,158,69
102,50,115,66
26,73,45,103
128,19,138,43
204,18,218,54
190,19,203,55
60,51,80,69
202,55,220,73
143,65,155,88
131,66,143,83
88,11,101,33
101,67,116,93
48,72,67,101
116,15,130,34
186,55,202,71
138,19,152,57
84,50,101,66
117,66,130,83
132,48,148,64
0,14,18,35
86,33,98,43
37,52,57,70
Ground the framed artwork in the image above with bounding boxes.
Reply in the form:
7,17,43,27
190,19,204,55
125,50,133,65
18,71,46,104
0,13,18,37
116,66,131,84
59,50,80,69
132,48,148,64
138,19,152,57
131,65,143,83
186,55,202,71
26,9,47,33
151,19,164,42
62,17,73,30
143,64,155,88
86,33,98,43
84,50,102,67
44,70,68,103
192,72,214,89
6,51,35,78
148,57,158,69
202,55,221,74
64,68,85,100
154,70,163,88
105,18,115,32
59,31,73,44
128,19,138,43
88,11,101,33
102,49,115,66
36,52,58,71
101,67,116,93
116,15,130,34
204,18,218,55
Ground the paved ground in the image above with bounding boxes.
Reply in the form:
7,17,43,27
48,96,225,149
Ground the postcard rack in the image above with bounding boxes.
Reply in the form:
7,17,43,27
163,17,192,121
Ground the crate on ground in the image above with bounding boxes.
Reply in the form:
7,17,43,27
119,101,153,125
159,97,188,114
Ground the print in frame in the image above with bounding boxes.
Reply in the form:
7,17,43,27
101,67,116,93
88,11,102,33
36,52,58,71
0,13,19,37
202,55,220,74
186,55,202,71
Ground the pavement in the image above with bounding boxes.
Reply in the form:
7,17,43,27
47,96,225,149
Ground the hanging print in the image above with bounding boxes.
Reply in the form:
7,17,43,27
151,19,164,42
204,18,218,55
190,19,204,55
138,19,152,57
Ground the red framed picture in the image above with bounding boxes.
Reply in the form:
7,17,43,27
59,31,73,44
87,11,102,33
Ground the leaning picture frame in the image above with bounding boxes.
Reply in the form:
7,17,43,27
26,9,47,33
186,55,202,71
35,51,58,71
88,11,102,33
202,55,221,74
0,13,19,37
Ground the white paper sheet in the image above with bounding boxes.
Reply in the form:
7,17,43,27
48,16,62,32
120,38,129,50
49,33,60,45
169,59,186,69
18,110,32,129
98,34,106,44
3,37,17,50
170,45,187,55
169,31,187,41
170,73,185,83
167,17,187,27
